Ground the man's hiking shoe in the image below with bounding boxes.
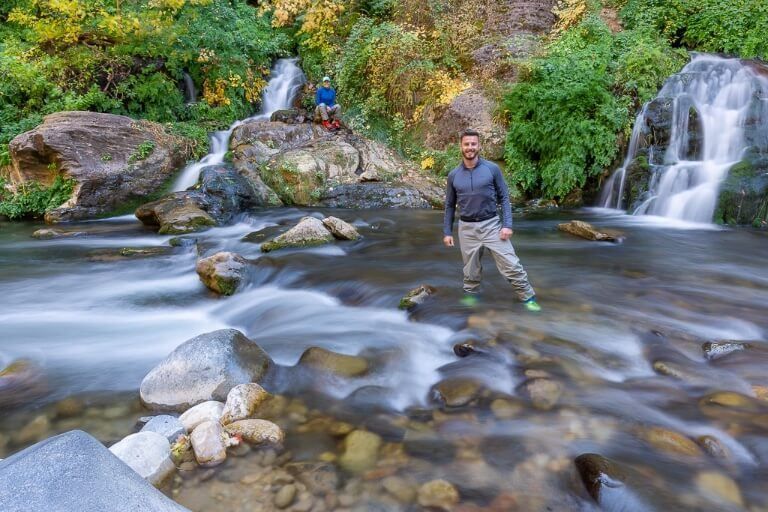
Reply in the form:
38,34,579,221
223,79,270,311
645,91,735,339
523,297,541,312
460,294,479,307
322,120,332,130
331,119,341,130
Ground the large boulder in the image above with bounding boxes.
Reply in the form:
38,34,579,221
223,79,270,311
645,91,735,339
140,329,274,411
714,156,768,227
0,430,188,511
9,112,193,222
135,164,280,234
261,216,334,252
230,120,443,208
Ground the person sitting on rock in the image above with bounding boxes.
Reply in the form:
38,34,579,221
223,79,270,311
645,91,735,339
315,76,342,130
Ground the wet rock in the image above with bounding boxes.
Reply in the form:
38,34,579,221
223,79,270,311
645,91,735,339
700,391,766,414
135,193,216,235
261,216,334,252
0,430,187,511
297,346,369,377
140,328,273,411
344,386,399,415
54,397,85,419
417,479,459,511
190,420,227,467
490,398,524,419
696,435,730,459
109,432,175,487
403,429,456,464
319,182,434,209
430,377,483,408
285,461,340,494
141,415,186,443
754,385,768,402
382,476,416,503
274,483,297,508
557,220,623,242
480,435,526,470
453,343,479,358
694,471,744,507
270,109,301,124
702,340,752,360
195,251,248,295
179,401,224,432
519,378,563,410
322,216,360,240
714,155,768,227
398,284,436,310
224,419,284,445
0,359,47,409
220,383,271,425
574,453,634,507
31,228,86,239
338,430,382,474
14,414,51,445
637,426,702,457
9,112,192,222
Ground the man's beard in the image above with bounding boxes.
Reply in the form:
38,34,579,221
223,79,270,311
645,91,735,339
462,150,478,160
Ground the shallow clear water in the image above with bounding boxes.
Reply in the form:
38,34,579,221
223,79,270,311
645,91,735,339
1,208,767,510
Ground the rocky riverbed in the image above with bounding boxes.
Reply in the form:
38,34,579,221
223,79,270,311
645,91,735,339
1,208,767,511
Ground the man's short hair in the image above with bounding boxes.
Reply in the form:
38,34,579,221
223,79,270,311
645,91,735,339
460,129,481,142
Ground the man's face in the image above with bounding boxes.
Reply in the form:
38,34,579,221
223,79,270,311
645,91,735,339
323,80,330,88
461,135,480,160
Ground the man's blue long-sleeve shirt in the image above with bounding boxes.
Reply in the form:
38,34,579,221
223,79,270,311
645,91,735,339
443,159,513,236
316,86,336,106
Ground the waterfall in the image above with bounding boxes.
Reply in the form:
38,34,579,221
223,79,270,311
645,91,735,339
600,54,768,223
182,72,197,104
172,58,306,192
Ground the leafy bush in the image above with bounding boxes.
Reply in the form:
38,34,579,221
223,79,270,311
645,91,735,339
503,16,686,199
620,0,768,59
0,175,76,220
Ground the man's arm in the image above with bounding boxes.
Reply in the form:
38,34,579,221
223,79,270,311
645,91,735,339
443,172,457,237
315,88,323,105
492,166,513,231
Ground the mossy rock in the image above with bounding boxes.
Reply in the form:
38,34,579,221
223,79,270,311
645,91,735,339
714,157,768,227
260,216,334,253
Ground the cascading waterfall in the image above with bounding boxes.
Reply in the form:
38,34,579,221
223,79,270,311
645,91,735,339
172,58,305,191
600,54,768,223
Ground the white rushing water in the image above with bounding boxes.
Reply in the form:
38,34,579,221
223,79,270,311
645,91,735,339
601,55,768,222
172,58,305,191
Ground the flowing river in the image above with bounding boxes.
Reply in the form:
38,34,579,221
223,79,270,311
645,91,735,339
1,207,767,511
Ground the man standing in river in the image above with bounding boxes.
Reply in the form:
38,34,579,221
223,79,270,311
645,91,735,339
443,129,540,311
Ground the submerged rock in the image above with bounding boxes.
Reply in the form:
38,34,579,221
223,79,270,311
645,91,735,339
221,383,271,425
0,430,188,511
285,461,340,494
109,432,175,487
519,378,563,410
416,479,459,511
297,346,369,377
140,329,273,411
430,377,483,408
195,251,248,295
557,220,623,242
338,430,382,473
32,228,86,239
261,216,334,252
702,340,752,360
322,216,360,240
399,284,437,310
0,359,47,409
694,471,744,507
575,453,635,509
224,419,284,446
190,420,227,467
636,426,702,457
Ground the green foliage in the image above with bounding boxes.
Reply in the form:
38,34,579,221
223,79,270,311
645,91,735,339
128,140,156,163
503,15,686,198
620,0,768,59
0,175,76,220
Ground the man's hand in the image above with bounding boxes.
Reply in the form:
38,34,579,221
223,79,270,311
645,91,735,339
443,236,454,247
500,228,513,241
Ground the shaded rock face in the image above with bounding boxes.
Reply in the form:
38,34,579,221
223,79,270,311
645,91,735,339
230,121,442,208
320,183,433,209
139,329,273,411
9,112,192,222
135,164,280,234
714,155,768,228
0,430,188,512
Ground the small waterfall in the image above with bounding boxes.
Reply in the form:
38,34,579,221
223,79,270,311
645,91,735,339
172,58,306,192
601,55,768,223
182,72,197,104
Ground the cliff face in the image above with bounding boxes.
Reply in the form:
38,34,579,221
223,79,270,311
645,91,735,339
422,0,557,159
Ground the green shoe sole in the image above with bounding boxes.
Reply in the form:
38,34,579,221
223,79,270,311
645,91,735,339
524,300,541,312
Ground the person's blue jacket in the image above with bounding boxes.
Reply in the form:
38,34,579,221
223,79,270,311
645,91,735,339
316,86,336,106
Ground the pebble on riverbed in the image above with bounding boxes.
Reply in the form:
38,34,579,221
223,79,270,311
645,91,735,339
417,479,459,511
224,419,285,446
190,420,227,467
221,383,271,425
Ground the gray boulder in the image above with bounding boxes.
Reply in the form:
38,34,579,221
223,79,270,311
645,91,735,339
108,432,175,487
261,216,334,253
140,329,274,411
0,430,188,511
195,251,248,295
